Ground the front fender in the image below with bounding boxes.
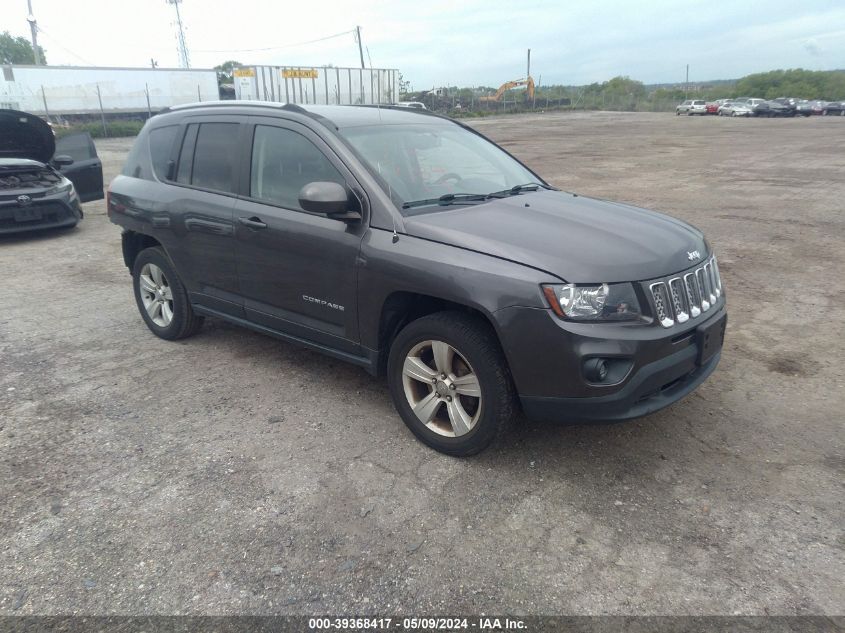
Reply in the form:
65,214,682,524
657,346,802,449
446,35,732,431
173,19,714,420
356,228,555,352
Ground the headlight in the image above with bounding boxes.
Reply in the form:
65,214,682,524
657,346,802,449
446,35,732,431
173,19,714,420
45,179,74,196
542,283,642,321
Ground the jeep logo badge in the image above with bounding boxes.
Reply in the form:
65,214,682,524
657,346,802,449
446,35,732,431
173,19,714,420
16,195,32,207
687,250,701,261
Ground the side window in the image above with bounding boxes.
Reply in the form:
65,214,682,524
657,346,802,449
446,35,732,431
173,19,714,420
148,125,179,181
250,125,344,211
54,132,96,161
189,122,239,193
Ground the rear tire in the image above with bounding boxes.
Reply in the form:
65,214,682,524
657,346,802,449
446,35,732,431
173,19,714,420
132,246,203,340
387,311,515,456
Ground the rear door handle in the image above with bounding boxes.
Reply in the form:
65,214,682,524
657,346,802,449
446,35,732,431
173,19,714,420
238,216,267,229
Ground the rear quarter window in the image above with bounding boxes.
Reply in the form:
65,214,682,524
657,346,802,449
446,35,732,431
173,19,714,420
148,125,179,181
122,125,178,181
122,131,147,178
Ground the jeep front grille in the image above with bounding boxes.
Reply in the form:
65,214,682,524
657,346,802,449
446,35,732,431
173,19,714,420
650,282,674,328
649,256,722,328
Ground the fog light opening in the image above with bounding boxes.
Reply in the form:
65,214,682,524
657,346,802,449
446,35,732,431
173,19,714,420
584,358,609,383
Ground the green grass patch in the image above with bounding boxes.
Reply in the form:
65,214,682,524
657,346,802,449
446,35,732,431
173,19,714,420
54,120,145,139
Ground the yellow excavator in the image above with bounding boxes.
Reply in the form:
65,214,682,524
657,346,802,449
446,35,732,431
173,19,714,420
479,76,535,102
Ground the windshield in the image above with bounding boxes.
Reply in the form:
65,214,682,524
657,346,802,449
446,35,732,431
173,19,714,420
338,123,541,212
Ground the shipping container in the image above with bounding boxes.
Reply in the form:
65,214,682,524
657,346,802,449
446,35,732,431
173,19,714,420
234,65,399,106
0,65,219,116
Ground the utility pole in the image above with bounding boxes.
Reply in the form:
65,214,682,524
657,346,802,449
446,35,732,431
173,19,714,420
355,26,365,69
527,48,531,79
167,0,190,69
685,64,689,99
26,0,42,65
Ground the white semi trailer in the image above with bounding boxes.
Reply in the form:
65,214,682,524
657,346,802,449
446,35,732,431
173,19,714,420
233,65,399,106
0,65,219,116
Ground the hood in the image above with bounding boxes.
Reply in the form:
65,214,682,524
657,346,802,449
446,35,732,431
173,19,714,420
0,109,55,164
403,190,707,283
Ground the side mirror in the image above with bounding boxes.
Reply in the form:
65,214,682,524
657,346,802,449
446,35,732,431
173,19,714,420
53,154,74,167
298,181,360,221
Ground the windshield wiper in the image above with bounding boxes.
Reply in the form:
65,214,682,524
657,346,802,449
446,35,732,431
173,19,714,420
487,182,547,197
401,193,489,210
401,183,549,210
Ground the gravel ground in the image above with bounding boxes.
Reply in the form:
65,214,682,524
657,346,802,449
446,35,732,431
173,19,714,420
0,112,842,616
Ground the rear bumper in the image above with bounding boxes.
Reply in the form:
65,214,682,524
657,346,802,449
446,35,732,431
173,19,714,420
520,348,720,424
0,195,82,235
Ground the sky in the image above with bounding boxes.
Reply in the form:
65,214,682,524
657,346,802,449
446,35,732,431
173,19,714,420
5,0,844,88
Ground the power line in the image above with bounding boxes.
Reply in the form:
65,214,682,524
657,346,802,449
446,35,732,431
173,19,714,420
35,25,97,66
193,28,355,54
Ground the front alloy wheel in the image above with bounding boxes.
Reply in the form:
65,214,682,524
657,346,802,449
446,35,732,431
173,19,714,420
387,311,515,456
402,340,482,437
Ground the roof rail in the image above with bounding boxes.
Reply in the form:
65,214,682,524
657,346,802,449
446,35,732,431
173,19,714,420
159,100,290,114
155,100,338,129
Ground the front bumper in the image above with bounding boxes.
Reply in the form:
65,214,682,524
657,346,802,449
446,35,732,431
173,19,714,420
0,193,82,235
496,300,727,424
521,347,721,423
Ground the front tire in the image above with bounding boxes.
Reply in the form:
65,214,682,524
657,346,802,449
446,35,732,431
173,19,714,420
132,246,203,340
387,312,515,456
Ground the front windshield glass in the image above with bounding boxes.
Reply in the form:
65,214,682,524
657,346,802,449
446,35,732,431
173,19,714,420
338,123,541,212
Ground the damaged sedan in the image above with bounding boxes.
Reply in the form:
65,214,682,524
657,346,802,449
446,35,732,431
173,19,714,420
0,109,103,234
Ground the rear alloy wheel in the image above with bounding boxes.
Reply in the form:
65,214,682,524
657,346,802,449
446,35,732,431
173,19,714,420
132,247,203,340
388,312,515,456
139,263,174,327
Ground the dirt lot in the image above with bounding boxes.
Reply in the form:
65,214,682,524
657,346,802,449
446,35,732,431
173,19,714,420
1,112,843,616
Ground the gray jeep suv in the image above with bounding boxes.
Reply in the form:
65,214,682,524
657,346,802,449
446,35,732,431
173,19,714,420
108,102,726,455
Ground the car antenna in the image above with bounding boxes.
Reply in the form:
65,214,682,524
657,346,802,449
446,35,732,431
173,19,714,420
366,45,382,123
376,159,398,242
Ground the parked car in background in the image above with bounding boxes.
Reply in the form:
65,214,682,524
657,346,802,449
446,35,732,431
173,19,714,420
394,102,427,110
752,100,793,117
810,101,828,115
0,108,103,234
718,101,752,117
705,102,719,114
795,100,815,116
822,101,845,116
772,98,799,116
743,98,767,111
676,100,707,115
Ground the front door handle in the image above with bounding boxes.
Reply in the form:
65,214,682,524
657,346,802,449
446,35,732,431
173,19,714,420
238,216,267,229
